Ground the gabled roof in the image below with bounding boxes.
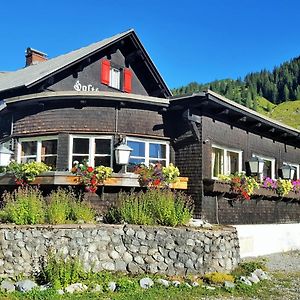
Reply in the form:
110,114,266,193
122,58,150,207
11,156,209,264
0,29,171,97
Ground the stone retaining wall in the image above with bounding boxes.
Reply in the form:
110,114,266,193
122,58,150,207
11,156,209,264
0,224,240,278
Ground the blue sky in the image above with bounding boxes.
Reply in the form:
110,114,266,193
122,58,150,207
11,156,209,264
0,0,300,89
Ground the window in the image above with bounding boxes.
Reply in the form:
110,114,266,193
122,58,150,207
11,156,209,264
252,154,275,179
18,137,57,169
101,59,132,92
126,138,169,172
70,135,112,169
212,145,242,178
110,68,121,89
283,162,300,180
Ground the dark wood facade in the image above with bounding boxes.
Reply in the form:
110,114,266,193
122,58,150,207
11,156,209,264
1,30,300,224
167,92,300,223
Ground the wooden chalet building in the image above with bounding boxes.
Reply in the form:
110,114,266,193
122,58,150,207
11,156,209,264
1,29,300,224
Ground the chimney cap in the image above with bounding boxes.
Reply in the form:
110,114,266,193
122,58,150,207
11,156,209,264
26,47,48,58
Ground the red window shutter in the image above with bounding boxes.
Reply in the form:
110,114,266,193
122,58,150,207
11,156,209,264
123,68,132,93
101,59,110,85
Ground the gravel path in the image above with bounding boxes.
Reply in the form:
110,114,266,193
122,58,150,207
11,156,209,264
244,250,300,272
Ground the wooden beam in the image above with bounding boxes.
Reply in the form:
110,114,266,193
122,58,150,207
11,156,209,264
216,108,230,115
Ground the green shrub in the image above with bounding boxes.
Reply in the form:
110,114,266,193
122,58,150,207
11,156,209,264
105,189,193,227
151,190,193,226
70,200,95,223
46,188,73,224
203,272,235,284
233,259,268,277
103,206,122,224
2,187,45,225
47,188,95,224
39,252,85,289
119,192,154,225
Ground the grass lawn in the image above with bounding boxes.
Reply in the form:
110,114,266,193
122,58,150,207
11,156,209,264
0,271,299,300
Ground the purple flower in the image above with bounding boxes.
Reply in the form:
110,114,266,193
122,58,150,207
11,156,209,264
263,177,277,190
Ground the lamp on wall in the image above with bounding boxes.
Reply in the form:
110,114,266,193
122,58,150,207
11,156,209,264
281,164,296,180
114,136,133,165
0,144,13,167
248,156,264,176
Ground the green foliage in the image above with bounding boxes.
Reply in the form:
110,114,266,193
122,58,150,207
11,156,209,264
46,188,73,224
233,259,268,277
47,188,95,224
38,253,85,289
102,206,122,224
2,187,45,225
172,55,300,111
7,161,50,185
1,187,95,225
203,272,235,284
105,189,193,227
70,200,95,223
118,192,154,225
116,277,139,292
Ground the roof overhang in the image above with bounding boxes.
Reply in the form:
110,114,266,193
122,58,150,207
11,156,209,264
4,91,170,108
170,90,300,146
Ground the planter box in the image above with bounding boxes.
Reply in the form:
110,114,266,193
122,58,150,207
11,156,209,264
0,172,188,190
203,178,300,201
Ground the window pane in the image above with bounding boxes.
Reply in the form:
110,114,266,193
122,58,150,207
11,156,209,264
21,141,37,156
41,140,57,155
227,151,239,174
263,160,272,178
72,155,89,165
127,158,145,172
149,159,166,166
73,138,89,154
41,156,57,170
95,139,111,154
128,141,145,157
212,148,224,177
149,143,166,159
95,156,111,167
110,68,120,89
21,157,36,163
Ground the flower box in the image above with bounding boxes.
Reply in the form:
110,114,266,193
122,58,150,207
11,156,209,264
203,178,300,201
0,172,188,190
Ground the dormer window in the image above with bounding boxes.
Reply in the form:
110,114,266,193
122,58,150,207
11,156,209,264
101,59,132,93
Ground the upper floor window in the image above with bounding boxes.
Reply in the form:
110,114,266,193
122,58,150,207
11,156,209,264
212,145,242,178
252,154,275,179
69,135,112,169
17,137,57,169
110,67,121,89
101,59,132,93
126,138,169,172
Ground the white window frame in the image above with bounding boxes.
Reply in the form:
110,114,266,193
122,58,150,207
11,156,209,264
283,162,300,180
109,67,121,89
252,154,276,179
69,135,113,169
126,137,170,172
17,136,58,163
211,144,243,179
